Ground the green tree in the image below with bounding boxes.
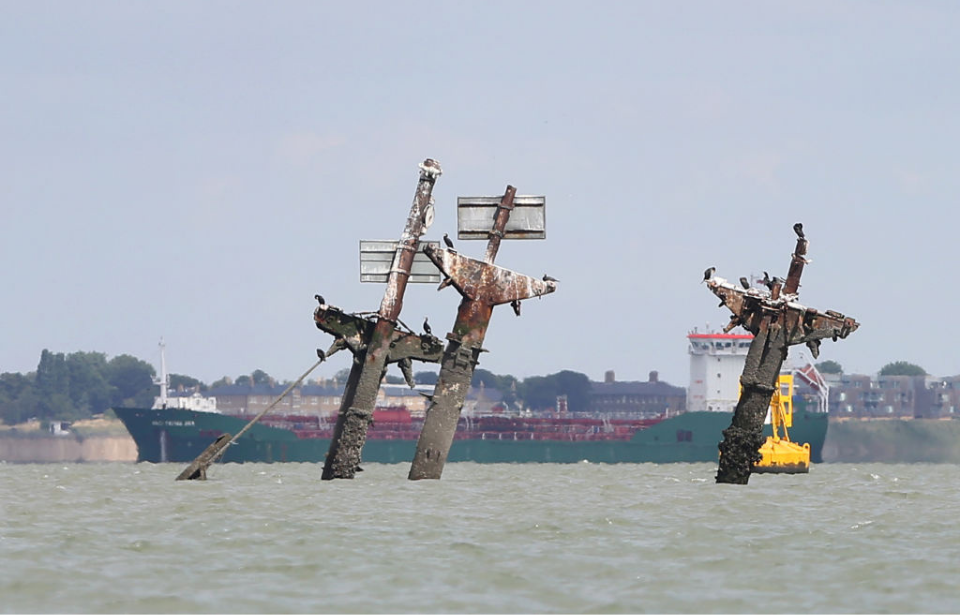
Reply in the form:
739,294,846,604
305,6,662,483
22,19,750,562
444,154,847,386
520,374,556,411
1,386,41,425
414,371,438,385
0,372,37,425
251,369,272,386
36,350,69,398
879,361,926,377
235,375,252,387
107,354,156,408
210,376,232,389
170,373,206,392
472,369,519,407
816,360,843,375
65,351,113,414
518,370,592,412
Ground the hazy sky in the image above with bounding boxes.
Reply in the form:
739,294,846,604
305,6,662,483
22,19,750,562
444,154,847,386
3,2,959,388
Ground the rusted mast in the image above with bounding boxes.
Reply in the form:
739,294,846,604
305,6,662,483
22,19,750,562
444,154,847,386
321,158,442,480
408,186,556,480
705,223,859,485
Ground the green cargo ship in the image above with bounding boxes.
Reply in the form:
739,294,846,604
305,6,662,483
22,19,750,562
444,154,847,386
116,333,830,465
113,405,828,465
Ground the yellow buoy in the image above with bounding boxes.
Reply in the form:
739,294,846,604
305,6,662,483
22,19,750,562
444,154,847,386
752,373,811,474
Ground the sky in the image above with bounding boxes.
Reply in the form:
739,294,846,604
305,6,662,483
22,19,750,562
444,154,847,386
2,1,959,388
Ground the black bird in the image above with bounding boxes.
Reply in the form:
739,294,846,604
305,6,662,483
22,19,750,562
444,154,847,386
702,267,716,283
762,271,771,286
739,277,750,290
511,299,521,316
793,222,805,239
543,274,559,283
315,294,326,305
443,233,455,249
423,317,432,335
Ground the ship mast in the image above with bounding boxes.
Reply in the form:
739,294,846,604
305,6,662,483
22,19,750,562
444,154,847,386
154,338,169,409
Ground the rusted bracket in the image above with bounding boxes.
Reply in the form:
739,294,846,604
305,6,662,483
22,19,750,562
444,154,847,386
314,306,373,356
707,280,859,357
386,330,445,364
424,246,556,305
314,305,442,364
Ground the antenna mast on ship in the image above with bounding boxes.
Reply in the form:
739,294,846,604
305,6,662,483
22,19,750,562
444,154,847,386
154,338,169,409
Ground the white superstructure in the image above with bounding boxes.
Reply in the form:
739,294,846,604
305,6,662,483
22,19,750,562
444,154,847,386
687,328,753,412
151,339,219,413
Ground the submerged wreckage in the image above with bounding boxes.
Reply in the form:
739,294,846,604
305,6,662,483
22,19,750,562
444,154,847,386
704,223,859,484
313,159,556,480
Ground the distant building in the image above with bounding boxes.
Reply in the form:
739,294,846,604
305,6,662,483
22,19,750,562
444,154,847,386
826,373,960,418
586,370,686,419
206,382,432,417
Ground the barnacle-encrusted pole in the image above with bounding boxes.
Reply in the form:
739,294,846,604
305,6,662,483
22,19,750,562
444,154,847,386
408,186,556,480
320,159,442,480
705,224,859,484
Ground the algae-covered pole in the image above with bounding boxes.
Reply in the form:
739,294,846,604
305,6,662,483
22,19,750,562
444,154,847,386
321,159,442,480
705,223,859,484
408,187,556,480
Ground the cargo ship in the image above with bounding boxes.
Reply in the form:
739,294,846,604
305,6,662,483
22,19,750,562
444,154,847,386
114,332,830,464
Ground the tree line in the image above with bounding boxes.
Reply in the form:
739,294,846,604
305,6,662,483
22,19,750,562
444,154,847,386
0,349,596,425
2,349,931,426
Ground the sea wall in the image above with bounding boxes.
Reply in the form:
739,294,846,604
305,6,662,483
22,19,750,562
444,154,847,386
0,435,137,463
823,418,960,463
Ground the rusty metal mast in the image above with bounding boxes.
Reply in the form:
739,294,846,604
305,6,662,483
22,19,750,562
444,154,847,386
408,186,556,480
705,223,859,484
319,158,443,480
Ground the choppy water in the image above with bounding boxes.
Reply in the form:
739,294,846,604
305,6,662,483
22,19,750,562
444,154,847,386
2,462,959,614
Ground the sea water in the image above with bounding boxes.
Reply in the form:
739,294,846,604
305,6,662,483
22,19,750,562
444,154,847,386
1,461,959,614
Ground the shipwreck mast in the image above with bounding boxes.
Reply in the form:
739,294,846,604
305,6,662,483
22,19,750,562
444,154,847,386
703,223,859,484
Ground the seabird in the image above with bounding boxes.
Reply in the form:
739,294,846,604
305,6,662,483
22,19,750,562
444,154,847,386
793,222,805,239
543,274,559,283
315,294,326,305
739,277,750,290
443,233,455,249
510,299,521,316
762,271,771,286
423,317,432,335
702,267,716,283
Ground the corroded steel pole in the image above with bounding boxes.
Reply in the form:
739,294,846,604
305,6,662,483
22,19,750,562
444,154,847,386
409,186,556,480
321,159,442,480
705,224,859,484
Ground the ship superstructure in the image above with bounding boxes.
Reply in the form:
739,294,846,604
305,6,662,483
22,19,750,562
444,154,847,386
687,329,753,412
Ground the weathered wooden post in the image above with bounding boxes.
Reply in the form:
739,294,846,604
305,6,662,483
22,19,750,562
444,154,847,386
705,223,859,484
408,187,556,480
319,158,443,480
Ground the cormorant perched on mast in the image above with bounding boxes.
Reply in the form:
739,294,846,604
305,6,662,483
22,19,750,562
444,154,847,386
422,317,432,336
443,233,455,250
702,267,716,283
793,222,805,239
739,277,750,290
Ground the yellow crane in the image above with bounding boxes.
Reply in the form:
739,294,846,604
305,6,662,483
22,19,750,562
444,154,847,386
752,373,811,474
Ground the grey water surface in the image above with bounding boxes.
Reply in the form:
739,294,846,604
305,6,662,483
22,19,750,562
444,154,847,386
2,461,958,614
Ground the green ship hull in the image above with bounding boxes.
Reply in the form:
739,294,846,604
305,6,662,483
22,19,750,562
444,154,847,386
114,407,828,465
